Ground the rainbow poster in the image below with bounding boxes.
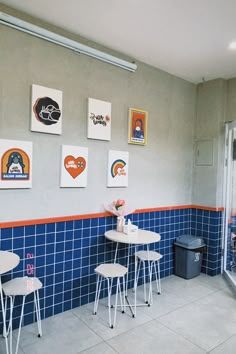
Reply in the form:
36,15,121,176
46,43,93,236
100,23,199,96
107,150,129,187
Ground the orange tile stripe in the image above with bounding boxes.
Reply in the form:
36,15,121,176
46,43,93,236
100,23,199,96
0,204,224,229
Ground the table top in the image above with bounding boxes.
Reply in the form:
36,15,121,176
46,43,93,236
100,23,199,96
104,229,161,245
0,251,20,275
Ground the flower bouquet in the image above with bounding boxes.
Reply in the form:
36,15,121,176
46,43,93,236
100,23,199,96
104,199,135,232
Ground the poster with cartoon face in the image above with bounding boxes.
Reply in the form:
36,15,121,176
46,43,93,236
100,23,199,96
31,84,62,135
87,98,111,141
0,139,33,189
107,150,129,187
60,145,88,187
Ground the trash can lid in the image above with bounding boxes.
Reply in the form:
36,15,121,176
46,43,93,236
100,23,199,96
174,234,205,249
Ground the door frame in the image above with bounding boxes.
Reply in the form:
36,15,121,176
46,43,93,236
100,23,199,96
223,121,236,288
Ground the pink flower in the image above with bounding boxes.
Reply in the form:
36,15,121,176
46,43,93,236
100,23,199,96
104,199,135,217
105,115,110,122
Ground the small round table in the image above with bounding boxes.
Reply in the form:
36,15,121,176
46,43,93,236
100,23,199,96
0,251,20,354
104,229,161,317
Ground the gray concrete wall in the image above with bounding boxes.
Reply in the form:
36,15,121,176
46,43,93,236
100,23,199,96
0,17,196,222
192,79,226,207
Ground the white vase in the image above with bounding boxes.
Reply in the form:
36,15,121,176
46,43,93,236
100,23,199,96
117,216,125,232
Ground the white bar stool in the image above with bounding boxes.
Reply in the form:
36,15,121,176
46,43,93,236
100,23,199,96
2,276,43,354
135,250,163,305
0,251,20,354
93,263,127,328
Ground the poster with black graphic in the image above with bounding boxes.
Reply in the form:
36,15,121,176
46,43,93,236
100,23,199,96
0,139,33,189
31,84,62,135
87,98,111,141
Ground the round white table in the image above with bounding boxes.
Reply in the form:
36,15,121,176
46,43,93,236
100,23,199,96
105,229,160,245
104,229,161,317
0,251,20,354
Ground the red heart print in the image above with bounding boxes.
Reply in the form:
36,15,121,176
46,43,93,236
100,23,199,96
64,155,86,179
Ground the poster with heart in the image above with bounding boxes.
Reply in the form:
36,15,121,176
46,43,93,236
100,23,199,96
60,145,88,187
31,84,63,135
0,139,33,189
107,150,129,187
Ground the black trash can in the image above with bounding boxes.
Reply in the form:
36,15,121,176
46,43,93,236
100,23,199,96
174,235,206,279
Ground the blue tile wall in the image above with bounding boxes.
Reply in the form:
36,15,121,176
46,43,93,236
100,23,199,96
190,208,222,276
0,207,222,332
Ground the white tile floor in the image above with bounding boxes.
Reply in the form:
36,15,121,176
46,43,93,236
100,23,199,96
1,274,236,354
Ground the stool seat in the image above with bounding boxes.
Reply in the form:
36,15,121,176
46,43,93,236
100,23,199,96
2,277,42,296
95,264,128,278
135,250,163,262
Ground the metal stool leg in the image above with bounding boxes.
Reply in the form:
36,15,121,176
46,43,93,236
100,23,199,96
118,277,124,314
0,279,9,354
9,296,14,354
154,261,161,295
15,295,26,354
122,276,126,313
93,274,100,315
107,278,112,328
34,290,42,337
112,278,119,329
148,261,154,306
142,260,148,304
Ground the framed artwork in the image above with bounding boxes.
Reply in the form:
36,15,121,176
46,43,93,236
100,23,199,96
60,145,88,187
107,150,129,187
128,108,148,145
31,84,63,135
87,98,111,140
0,139,33,189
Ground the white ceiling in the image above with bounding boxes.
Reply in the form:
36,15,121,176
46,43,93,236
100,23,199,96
1,0,236,83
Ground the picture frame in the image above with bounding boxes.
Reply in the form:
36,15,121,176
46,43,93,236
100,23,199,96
128,108,148,145
107,150,129,187
60,145,88,188
87,98,111,141
0,139,33,189
31,84,63,135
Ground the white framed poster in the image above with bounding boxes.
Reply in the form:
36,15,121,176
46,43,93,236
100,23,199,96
0,139,33,189
60,145,88,188
87,98,111,140
107,150,129,187
31,84,63,135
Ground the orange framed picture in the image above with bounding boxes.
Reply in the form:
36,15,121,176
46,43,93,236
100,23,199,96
128,108,148,145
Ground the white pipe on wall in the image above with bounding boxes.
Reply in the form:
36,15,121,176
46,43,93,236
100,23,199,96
0,12,137,72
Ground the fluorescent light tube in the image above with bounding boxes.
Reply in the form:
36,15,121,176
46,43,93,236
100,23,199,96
0,12,137,72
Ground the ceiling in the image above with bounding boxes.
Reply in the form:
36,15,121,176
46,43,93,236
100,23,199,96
1,0,236,83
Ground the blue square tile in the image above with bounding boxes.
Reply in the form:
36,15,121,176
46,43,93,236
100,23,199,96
13,237,24,249
46,223,55,233
91,218,98,227
36,245,45,256
83,219,91,228
54,303,63,315
65,231,73,241
56,222,65,232
1,228,12,239
74,220,82,229
64,300,72,311
36,224,46,235
74,230,82,239
13,226,24,238
66,221,73,230
25,225,35,236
